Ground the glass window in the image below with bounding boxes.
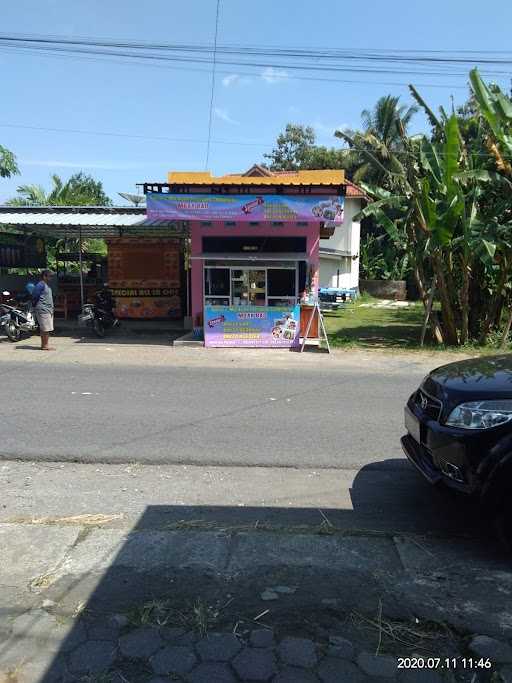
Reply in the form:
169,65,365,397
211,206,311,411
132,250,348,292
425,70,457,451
205,268,230,296
267,269,296,297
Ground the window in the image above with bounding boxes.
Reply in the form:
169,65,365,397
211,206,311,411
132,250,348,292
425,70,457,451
267,269,296,296
204,268,229,296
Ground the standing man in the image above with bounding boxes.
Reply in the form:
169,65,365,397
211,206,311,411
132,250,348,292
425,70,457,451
32,269,55,351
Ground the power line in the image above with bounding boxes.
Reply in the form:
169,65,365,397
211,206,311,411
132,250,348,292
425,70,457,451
0,122,509,160
205,0,221,170
0,34,510,80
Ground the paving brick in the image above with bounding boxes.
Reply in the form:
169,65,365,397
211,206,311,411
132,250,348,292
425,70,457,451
328,635,355,660
398,670,445,683
357,652,397,678
250,629,275,648
318,657,366,683
274,667,320,682
232,647,277,681
187,662,237,683
119,625,163,659
196,633,242,662
278,637,317,668
67,640,117,674
150,644,197,675
469,635,512,663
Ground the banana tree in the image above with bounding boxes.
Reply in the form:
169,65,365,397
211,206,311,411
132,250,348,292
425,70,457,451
470,68,512,178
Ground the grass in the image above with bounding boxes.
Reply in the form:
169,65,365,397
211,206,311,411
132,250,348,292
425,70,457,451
324,295,507,353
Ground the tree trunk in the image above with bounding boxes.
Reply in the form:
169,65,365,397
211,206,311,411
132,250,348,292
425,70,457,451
414,262,444,344
460,259,470,346
433,253,459,345
480,259,511,343
500,306,512,349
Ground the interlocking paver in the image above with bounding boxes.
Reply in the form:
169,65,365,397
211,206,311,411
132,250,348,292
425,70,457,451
150,644,198,675
119,625,163,659
232,647,277,681
187,662,238,683
278,636,317,668
196,633,242,661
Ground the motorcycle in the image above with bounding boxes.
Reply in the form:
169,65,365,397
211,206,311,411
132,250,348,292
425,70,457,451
79,286,119,338
1,291,39,342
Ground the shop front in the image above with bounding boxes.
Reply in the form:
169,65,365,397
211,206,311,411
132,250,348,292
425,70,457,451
145,168,345,347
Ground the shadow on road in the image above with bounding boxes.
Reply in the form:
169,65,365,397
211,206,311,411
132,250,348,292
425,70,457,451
2,460,510,681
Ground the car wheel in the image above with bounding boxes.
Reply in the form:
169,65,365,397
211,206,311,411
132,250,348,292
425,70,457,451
494,495,512,553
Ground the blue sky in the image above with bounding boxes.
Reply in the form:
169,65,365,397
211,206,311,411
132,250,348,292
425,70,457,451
1,0,511,203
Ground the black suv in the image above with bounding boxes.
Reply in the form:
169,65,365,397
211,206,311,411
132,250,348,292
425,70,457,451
402,355,512,545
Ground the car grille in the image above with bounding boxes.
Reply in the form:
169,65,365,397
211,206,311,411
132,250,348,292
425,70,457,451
415,389,443,421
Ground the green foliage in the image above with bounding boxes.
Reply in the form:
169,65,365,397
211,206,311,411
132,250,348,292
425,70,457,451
263,123,350,172
0,145,19,178
7,172,112,206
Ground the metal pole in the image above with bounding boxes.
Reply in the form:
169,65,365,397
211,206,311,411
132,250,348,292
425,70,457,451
78,227,85,309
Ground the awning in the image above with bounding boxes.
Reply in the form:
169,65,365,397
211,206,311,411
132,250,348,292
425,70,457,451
191,252,308,261
0,206,186,238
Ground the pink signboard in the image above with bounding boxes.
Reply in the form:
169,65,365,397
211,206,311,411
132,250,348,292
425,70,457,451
147,193,344,225
204,305,301,347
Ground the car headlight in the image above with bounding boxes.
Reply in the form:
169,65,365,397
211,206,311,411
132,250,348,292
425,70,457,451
446,400,512,430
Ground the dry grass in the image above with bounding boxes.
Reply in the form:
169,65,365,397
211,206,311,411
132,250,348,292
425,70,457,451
351,607,454,654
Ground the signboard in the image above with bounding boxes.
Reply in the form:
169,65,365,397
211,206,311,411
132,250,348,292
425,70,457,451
106,238,182,319
147,193,344,225
0,236,46,268
204,305,301,348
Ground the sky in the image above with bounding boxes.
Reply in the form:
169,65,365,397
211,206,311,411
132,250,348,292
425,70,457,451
1,0,511,204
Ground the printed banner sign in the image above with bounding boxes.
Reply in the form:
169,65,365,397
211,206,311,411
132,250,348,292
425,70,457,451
204,305,301,348
147,193,344,225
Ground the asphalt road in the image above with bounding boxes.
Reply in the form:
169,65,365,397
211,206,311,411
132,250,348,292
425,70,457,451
1,357,426,467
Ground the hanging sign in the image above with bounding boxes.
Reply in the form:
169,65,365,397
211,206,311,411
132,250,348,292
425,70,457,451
204,304,301,348
147,193,344,225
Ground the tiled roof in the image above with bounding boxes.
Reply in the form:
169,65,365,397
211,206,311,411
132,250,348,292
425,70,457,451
167,169,345,186
345,181,367,199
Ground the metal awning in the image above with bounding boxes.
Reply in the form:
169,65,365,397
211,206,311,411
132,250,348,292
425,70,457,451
0,206,186,238
192,252,308,261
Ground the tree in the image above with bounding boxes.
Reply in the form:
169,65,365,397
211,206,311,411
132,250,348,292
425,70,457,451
351,74,512,347
7,172,112,206
0,144,19,178
263,124,351,171
336,95,418,187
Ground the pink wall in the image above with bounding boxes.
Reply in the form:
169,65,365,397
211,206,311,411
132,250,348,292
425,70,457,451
191,221,319,323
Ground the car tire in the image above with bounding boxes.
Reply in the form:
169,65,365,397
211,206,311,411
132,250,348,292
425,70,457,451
494,495,512,553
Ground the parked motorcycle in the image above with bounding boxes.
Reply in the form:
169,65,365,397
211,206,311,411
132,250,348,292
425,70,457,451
1,291,39,342
79,286,119,338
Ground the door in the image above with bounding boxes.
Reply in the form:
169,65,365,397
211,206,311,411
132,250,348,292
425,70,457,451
231,269,266,306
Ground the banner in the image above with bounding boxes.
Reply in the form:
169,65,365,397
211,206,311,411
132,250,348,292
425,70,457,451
147,193,344,225
204,305,301,348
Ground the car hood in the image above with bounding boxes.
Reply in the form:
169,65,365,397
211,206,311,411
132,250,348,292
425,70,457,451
424,354,512,403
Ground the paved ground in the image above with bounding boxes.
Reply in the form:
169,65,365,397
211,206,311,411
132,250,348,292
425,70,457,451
3,340,510,682
0,337,468,467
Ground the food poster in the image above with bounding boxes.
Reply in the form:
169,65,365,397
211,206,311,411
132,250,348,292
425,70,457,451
106,238,182,319
147,192,344,226
204,305,301,347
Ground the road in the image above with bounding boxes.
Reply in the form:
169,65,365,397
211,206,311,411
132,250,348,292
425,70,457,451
1,350,432,467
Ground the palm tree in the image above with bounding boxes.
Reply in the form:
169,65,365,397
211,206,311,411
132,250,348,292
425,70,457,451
336,95,418,187
7,172,111,207
0,144,19,179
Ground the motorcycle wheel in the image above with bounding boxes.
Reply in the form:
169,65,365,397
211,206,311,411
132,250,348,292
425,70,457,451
6,321,21,342
93,318,106,338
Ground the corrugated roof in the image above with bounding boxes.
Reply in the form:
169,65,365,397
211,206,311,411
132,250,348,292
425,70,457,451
0,206,185,238
167,169,345,186
0,211,145,227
